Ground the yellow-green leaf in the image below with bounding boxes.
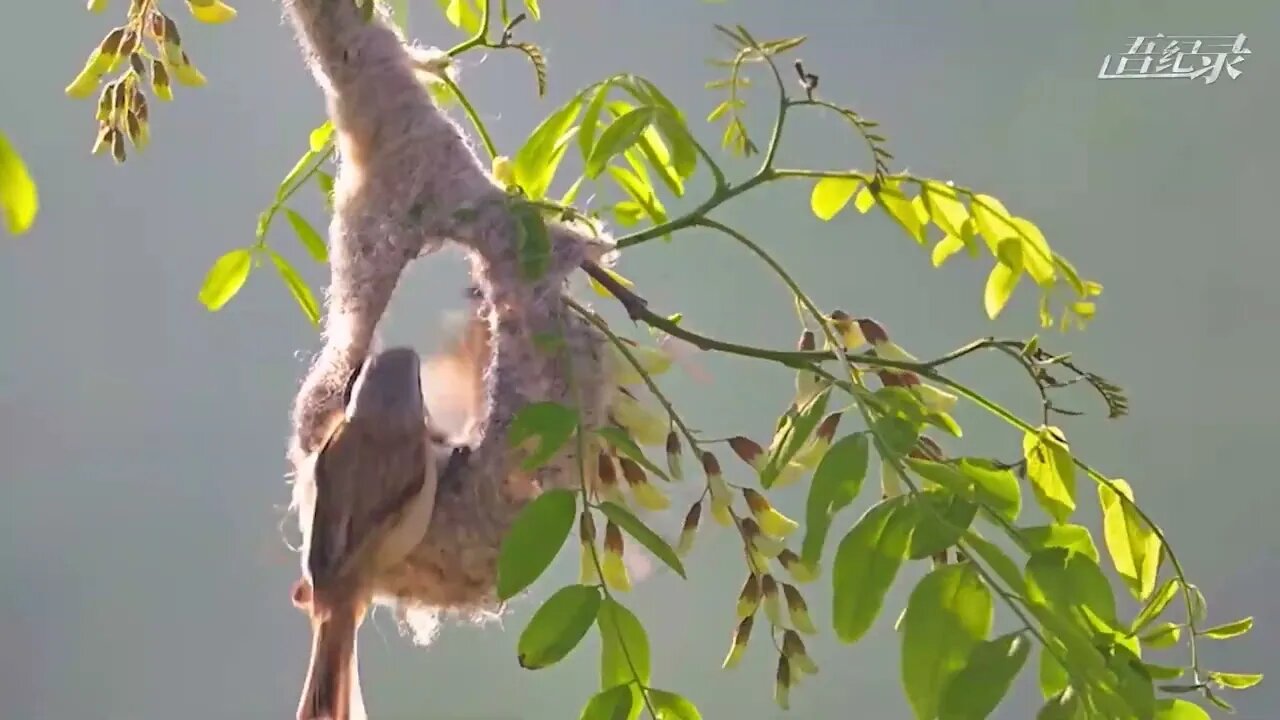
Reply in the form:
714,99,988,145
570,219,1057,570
648,690,701,720
931,235,965,267
267,249,320,325
970,193,1018,254
1022,426,1076,524
853,185,875,213
939,632,1030,720
608,165,668,229
1153,698,1210,720
0,131,39,235
198,248,253,311
983,238,1023,319
1140,621,1182,649
810,177,861,221
439,0,482,34
802,432,869,566
514,97,582,200
878,184,926,244
599,501,686,578
1209,671,1263,690
283,208,328,263
1200,616,1253,640
922,181,969,239
1098,479,1162,600
308,121,334,152
580,684,638,720
522,0,541,20
1021,524,1098,564
832,495,914,643
1009,216,1056,286
1130,578,1179,633
586,107,655,178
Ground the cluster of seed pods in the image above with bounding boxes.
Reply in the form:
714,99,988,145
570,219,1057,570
67,0,236,162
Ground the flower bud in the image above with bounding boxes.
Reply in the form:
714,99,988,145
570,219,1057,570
775,655,793,709
722,615,754,669
595,451,627,505
620,457,669,511
110,128,127,163
676,501,701,556
741,518,785,558
609,390,668,446
828,310,867,349
878,369,919,388
610,341,674,385
172,52,207,87
910,436,944,462
782,630,819,675
728,436,767,473
782,583,817,634
736,573,761,619
760,574,784,627
777,549,818,583
743,489,798,538
117,29,140,57
186,0,239,24
150,59,173,101
856,318,889,345
665,431,683,481
701,452,734,526
87,0,109,12
797,329,816,352
881,458,904,499
792,412,842,468
491,155,515,187
602,521,631,592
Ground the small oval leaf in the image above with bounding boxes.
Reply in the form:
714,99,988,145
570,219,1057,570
598,597,650,688
517,584,601,669
939,632,1030,720
585,107,654,178
509,401,580,472
198,248,253,311
284,208,328,263
580,684,639,720
810,176,860,221
496,488,578,600
0,130,39,235
599,501,685,578
802,432,869,566
832,495,914,643
901,562,994,720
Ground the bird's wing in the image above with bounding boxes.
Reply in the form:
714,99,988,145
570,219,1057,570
305,421,429,587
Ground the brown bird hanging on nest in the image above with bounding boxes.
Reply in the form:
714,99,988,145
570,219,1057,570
290,346,440,720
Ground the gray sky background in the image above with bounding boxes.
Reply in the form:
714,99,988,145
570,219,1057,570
2,1,1279,719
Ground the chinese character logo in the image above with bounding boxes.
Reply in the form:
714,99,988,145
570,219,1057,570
1098,34,1250,84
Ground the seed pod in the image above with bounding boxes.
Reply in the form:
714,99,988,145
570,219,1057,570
579,512,600,585
150,60,173,101
172,52,208,87
186,0,239,24
665,431,683,481
743,489,798,538
774,655,792,709
782,583,817,634
721,615,754,670
595,451,626,505
828,310,867,348
125,111,144,148
90,123,113,155
95,85,114,121
609,390,668,446
620,457,669,511
728,436,767,474
772,461,806,489
760,574,783,627
110,128,127,163
118,29,140,56
701,451,734,526
792,412,842,468
675,501,701,556
129,53,147,77
99,26,127,56
777,549,818,583
162,14,181,44
602,521,630,592
741,518,784,558
782,630,819,675
797,330,815,352
735,573,761,619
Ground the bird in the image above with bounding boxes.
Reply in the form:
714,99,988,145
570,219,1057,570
291,346,439,720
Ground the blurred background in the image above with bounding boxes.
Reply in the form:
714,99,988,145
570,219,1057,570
2,1,1278,718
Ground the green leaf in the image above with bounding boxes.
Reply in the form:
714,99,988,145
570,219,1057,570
651,108,697,179
1009,216,1057,286
939,632,1030,720
877,182,927,244
1098,479,1162,600
1142,663,1185,681
595,426,668,481
283,208,328,263
983,238,1023,319
598,597,650,688
648,690,702,720
276,148,321,202
962,532,1025,594
267,249,321,326
900,562,994,720
522,0,541,20
1022,426,1076,524
512,200,552,280
1025,548,1119,632
586,107,655,178
810,177,861,221
514,97,583,200
509,401,579,471
801,432,869,566
198,248,253,311
608,165,668,229
931,235,966,268
907,489,977,560
1021,524,1099,564
315,171,335,211
1038,648,1069,699
496,488,577,600
599,501,686,578
1153,698,1210,720
1140,621,1182,649
1209,670,1263,690
580,684,639,720
870,413,920,460
906,457,1020,525
579,81,611,161
763,390,831,488
0,130,38,235
517,584,601,669
1200,616,1253,640
1130,579,1178,634
832,495,914,643
970,193,1018,253
1036,689,1083,720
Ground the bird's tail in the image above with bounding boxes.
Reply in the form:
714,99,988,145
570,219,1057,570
297,607,361,720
